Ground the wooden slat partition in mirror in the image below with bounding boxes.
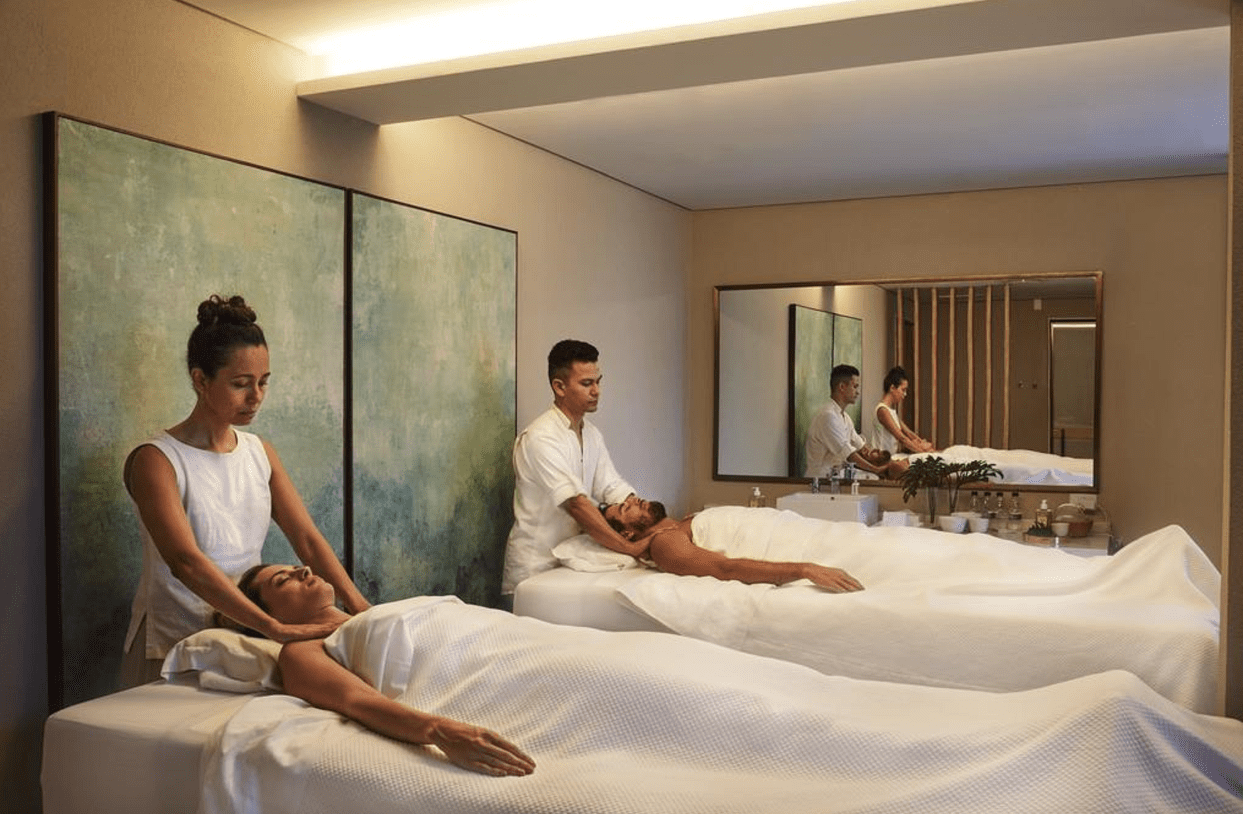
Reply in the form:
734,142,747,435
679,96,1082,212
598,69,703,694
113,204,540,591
898,278,1101,455
966,287,975,444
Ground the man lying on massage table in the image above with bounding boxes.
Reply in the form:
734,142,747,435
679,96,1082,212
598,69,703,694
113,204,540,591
602,496,864,593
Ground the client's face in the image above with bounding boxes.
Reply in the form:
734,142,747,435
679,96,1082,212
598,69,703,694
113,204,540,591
604,495,667,538
863,448,891,465
253,564,336,624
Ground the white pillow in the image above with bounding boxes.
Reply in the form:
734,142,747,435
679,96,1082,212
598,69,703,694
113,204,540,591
161,627,283,693
552,533,640,572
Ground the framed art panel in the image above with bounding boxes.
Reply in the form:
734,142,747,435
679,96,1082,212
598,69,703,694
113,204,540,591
45,114,347,708
350,193,516,607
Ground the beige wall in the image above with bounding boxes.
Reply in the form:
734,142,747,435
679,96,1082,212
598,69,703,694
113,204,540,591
1,0,689,808
688,177,1228,566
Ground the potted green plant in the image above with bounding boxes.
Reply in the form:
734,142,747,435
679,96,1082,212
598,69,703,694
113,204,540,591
899,456,1002,524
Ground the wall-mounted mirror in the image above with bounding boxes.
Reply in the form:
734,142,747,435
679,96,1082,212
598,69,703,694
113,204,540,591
714,272,1102,491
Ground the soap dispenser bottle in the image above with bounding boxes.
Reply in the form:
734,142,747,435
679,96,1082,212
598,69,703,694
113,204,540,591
1035,499,1051,529
748,486,766,508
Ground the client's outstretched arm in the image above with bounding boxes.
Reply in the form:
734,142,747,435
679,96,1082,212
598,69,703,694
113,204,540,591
648,529,863,593
279,639,536,777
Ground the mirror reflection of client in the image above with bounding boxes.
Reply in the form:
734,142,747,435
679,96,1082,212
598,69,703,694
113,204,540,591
872,366,935,455
237,564,537,778
603,496,864,594
805,364,909,480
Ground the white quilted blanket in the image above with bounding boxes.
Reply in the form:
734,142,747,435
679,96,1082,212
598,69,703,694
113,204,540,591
199,597,1243,814
616,508,1220,711
904,445,1093,485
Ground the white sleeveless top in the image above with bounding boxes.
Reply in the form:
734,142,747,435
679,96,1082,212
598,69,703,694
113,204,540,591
871,402,902,454
124,430,272,658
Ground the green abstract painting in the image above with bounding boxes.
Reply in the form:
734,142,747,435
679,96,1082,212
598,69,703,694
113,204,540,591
49,115,346,707
789,304,862,477
351,194,516,607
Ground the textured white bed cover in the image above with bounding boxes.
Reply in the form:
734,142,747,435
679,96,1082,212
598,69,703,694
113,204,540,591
513,566,670,632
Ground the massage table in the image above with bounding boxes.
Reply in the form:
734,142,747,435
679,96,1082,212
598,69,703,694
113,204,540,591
42,598,1243,813
903,445,1093,486
515,508,1221,712
42,680,252,814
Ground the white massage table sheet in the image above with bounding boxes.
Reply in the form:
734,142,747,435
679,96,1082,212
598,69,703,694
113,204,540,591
42,679,254,814
904,444,1093,485
567,507,1217,711
201,597,1243,814
512,566,669,631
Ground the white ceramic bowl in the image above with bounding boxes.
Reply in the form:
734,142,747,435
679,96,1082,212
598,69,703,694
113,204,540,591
1050,521,1071,537
938,515,968,533
967,516,990,533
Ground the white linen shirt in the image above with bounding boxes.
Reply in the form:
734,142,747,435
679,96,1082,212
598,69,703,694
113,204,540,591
503,406,634,593
804,400,866,478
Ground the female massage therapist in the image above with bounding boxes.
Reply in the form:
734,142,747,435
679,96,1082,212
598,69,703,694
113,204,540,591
239,563,535,777
872,366,935,455
119,294,370,687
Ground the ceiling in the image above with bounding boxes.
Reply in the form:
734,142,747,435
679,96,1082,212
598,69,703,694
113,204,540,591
183,0,1231,210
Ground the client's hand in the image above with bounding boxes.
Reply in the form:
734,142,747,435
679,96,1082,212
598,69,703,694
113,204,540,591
803,564,864,593
429,718,536,777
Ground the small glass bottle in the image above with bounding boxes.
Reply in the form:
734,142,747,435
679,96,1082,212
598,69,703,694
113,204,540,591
969,491,981,514
1007,491,1022,520
748,486,766,508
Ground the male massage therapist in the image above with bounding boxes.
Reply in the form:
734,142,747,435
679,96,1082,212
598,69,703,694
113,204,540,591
501,339,646,594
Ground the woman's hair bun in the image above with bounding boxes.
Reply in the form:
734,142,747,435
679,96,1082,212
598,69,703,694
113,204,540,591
197,294,257,328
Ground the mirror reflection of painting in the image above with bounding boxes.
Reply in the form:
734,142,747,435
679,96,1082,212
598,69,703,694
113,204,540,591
716,273,1100,490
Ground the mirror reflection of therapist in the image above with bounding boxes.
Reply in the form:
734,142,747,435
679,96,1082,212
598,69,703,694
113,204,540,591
872,366,935,454
804,364,908,480
502,340,645,595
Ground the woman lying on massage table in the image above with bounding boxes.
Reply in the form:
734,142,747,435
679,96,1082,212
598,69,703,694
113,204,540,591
236,563,536,778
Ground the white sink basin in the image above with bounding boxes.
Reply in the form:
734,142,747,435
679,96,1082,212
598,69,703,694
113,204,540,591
775,492,880,525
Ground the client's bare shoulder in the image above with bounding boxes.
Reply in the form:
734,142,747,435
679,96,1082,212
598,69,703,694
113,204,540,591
646,517,696,553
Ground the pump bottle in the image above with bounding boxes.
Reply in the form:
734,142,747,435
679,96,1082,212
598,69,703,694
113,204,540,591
1035,499,1051,529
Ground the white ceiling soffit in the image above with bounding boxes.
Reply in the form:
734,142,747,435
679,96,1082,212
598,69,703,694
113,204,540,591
184,0,1230,209
290,0,1228,123
472,27,1228,209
